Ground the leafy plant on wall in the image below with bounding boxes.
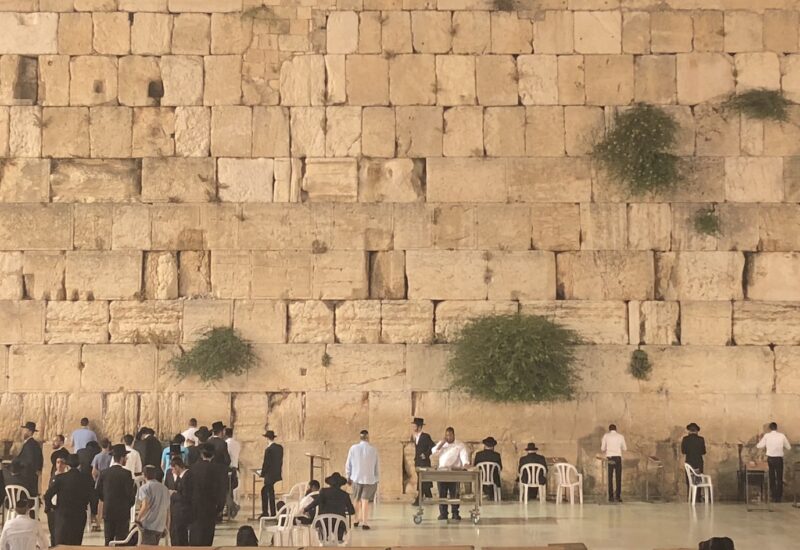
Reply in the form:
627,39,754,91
629,349,652,381
448,314,581,402
593,104,682,194
725,89,792,122
693,207,721,237
170,327,257,382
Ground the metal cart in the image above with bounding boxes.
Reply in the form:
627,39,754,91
413,468,481,525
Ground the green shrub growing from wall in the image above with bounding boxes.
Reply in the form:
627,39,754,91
725,89,792,122
593,104,681,194
170,327,256,382
629,349,652,380
448,314,581,402
693,207,721,237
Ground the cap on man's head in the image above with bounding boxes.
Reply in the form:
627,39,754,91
80,418,89,426
21,421,37,433
359,429,369,437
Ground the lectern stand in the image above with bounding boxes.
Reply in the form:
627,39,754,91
306,453,330,482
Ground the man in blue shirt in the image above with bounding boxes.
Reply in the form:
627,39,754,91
71,418,97,452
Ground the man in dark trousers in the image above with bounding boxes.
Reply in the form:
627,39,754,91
189,445,225,546
44,454,92,545
207,422,231,520
17,421,43,497
411,417,434,506
518,443,547,500
49,435,69,478
756,421,792,502
169,457,193,546
681,423,706,497
260,430,283,518
303,472,355,543
473,436,503,499
96,444,136,545
44,454,67,546
140,427,164,480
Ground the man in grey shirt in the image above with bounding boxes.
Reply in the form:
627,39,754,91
136,466,170,545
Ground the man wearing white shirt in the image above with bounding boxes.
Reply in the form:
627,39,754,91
345,430,379,530
0,496,48,550
181,418,198,446
756,422,792,502
122,434,143,478
601,424,627,503
431,427,470,521
225,427,241,517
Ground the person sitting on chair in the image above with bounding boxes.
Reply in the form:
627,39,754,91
294,480,321,525
303,472,355,542
517,442,547,500
472,436,502,500
0,495,48,550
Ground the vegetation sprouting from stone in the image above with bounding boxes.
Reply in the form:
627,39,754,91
693,207,721,237
448,314,581,402
725,89,791,122
629,349,652,380
593,104,681,194
170,327,256,382
492,0,517,11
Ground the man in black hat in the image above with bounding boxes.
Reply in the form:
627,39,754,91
260,430,283,518
139,427,164,480
189,445,225,546
169,457,193,547
17,421,43,497
303,472,355,542
208,422,231,466
518,443,547,500
49,435,69,478
44,454,92,545
96,444,136,545
411,417,434,506
473,436,503,500
681,423,706,496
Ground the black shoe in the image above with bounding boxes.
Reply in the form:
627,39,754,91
437,515,448,520
362,525,371,530
451,514,462,521
616,498,623,503
412,499,420,506
354,522,360,527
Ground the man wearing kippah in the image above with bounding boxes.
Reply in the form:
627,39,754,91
345,430,379,530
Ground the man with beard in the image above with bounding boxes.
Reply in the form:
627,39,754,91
169,457,192,546
44,454,92,545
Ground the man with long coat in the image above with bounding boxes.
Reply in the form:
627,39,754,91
189,445,225,546
260,430,283,517
411,417,434,506
169,457,193,546
518,443,547,499
44,454,92,545
17,421,43,497
96,445,136,545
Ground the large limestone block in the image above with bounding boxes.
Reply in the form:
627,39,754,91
580,203,627,250
155,345,239,393
564,106,604,156
747,253,800,301
89,107,133,158
233,300,285,344
41,107,89,158
335,300,381,344
69,56,118,106
0,301,43,344
724,11,762,53
585,54,634,105
381,11,411,54
239,203,331,251
248,251,310,299
9,106,41,157
130,12,171,55
574,11,621,54
389,54,435,106
8,344,81,391
670,203,717,251
22,251,64,300
109,300,182,344
446,394,542,443
724,157,783,203
734,302,800,346
634,55,676,104
168,0,241,12
475,55,518,106
45,301,108,344
431,204,475,249
530,203,580,251
150,204,237,250
178,250,210,298
656,252,744,301
82,344,156,391
436,55,476,106
452,11,490,55
411,10,452,53
39,55,70,107
331,204,392,251
627,203,671,251
476,204,530,250
680,301,731,346
301,158,357,202
175,107,210,157
71,204,112,250
426,158,506,203
525,106,565,156
396,106,443,157
484,106,524,157
775,347,800,394
218,158,273,202
434,300,518,342
346,55,388,106
735,52,780,92
534,10,573,54
203,55,241,106
640,346,774,395
758,205,800,252
405,344,449,391
676,53,734,105
141,158,215,203
252,106,289,158
50,159,138,203
144,252,178,300
93,12,131,55
118,56,160,107
288,301,334,343
394,204,433,250
380,300,432,344
0,159,50,203
279,55,325,106
406,251,487,300
358,159,423,203
558,55,585,105
65,251,142,300
132,107,175,157
557,251,654,300
443,106,483,156
518,55,558,105
312,251,369,300
370,251,406,300
0,13,58,55
210,13,251,56
361,106,395,158
325,344,406,391
629,300,679,345
0,204,72,251
508,158,592,203
694,103,739,156
263,392,303,442
290,107,325,157
520,301,628,345
327,11,358,54
487,251,556,301
0,253,22,299
574,345,639,394
182,299,231,343
171,14,210,55
160,55,204,106
324,106,360,157
304,391,368,441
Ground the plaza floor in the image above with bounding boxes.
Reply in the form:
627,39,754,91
77,500,799,549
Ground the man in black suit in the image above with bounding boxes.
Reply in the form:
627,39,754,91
96,444,136,545
518,442,547,500
49,435,69,478
76,440,101,532
473,436,503,499
169,457,193,546
260,430,283,517
411,417,434,506
44,454,92,545
189,445,224,546
681,422,706,496
208,422,231,520
17,421,43,497
303,472,355,542
44,454,67,546
140,427,164,480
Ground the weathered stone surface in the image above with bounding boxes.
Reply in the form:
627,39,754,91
45,301,108,344
141,158,215,203
22,251,64,300
476,55,518,106
8,344,81,392
0,159,49,203
0,205,72,251
144,251,178,300
69,56,118,106
396,106,443,157
531,203,580,251
580,203,627,250
174,107,210,158
304,391,368,441
724,157,783,203
407,251,487,300
443,106,483,157
733,302,800,345
775,347,800,395
0,253,23,299
436,55,476,106
389,54,435,106
574,11,621,54
358,159,423,203
656,252,744,301
288,301,333,344
487,251,556,301
0,13,58,55
301,158,357,202
484,106,524,157
82,344,156,391
325,344,405,391
233,300,285,344
331,204,392,251
630,300,679,345
747,253,800,301
676,53,734,105
427,158,506,203
311,251,368,300
132,107,175,157
9,106,41,157
380,300,432,344
369,251,406,300
131,12,171,55
335,300,381,344
279,55,325,106
50,159,138,203
218,158,273,202
182,299,231,342
65,251,142,301
172,14,210,55
627,203,671,251
434,300,517,342
109,300,181,344
508,158,592,203
520,301,628,345
0,301,43,344
346,55,388,106
203,55,241,106
557,251,654,300
41,107,89,158
680,301,732,346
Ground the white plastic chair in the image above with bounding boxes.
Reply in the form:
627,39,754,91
554,463,583,504
312,513,350,546
5,485,39,521
684,463,713,505
518,464,547,503
109,525,142,547
281,481,308,503
477,462,501,502
259,501,295,544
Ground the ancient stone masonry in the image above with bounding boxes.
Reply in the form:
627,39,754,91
1,0,800,500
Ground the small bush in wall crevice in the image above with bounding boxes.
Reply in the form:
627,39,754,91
447,314,581,403
593,104,682,195
629,349,652,381
693,207,721,237
170,327,256,382
725,89,792,122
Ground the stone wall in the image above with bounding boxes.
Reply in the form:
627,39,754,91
1,0,800,501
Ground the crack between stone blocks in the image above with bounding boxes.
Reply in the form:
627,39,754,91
770,343,777,393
